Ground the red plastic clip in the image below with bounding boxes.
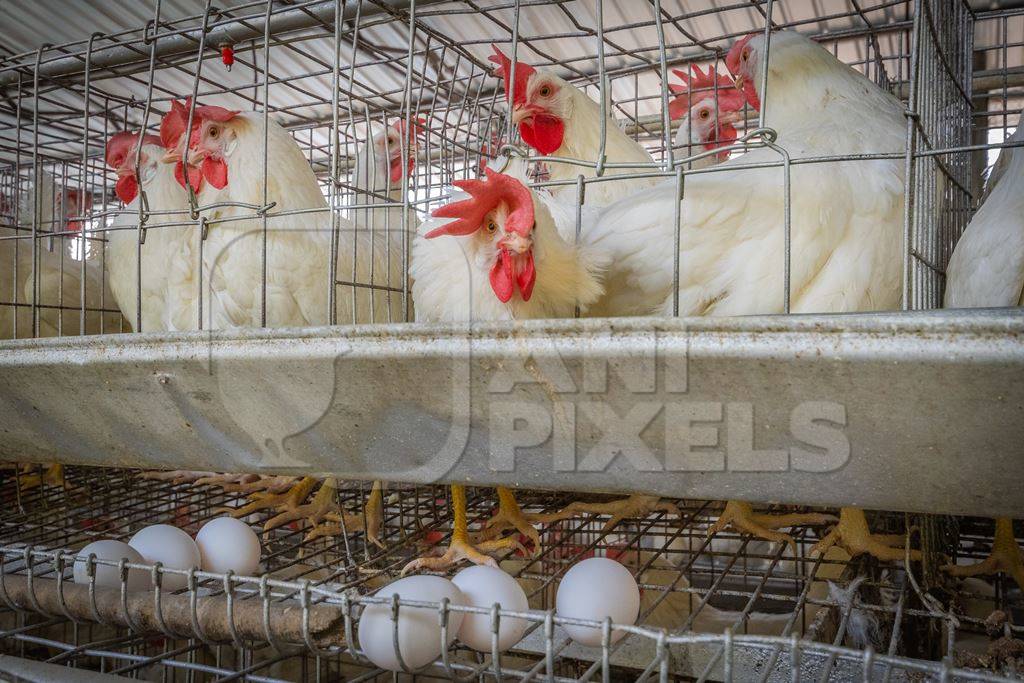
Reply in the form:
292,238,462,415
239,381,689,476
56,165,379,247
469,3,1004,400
220,44,234,70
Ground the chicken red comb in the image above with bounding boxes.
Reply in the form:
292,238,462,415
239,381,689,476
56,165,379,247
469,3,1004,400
105,131,139,168
160,100,189,149
725,34,757,78
194,103,240,123
392,116,425,137
426,167,534,239
667,64,745,120
488,44,535,106
105,131,161,166
160,98,239,149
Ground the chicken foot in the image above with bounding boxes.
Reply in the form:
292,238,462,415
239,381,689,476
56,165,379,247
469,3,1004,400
220,475,319,519
402,484,525,574
18,463,70,491
139,470,260,488
305,481,385,548
811,507,921,562
262,477,342,535
943,518,1024,591
541,494,682,534
476,486,560,552
709,500,838,554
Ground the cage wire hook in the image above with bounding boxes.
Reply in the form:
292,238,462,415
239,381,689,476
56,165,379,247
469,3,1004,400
388,591,415,673
259,574,289,654
300,579,334,658
53,551,79,624
0,552,15,611
223,570,246,649
120,558,143,632
23,547,49,617
85,554,104,624
150,563,178,639
188,567,217,647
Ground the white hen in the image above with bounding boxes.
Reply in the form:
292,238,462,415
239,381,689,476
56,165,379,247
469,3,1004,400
939,124,1024,587
944,124,1024,307
4,171,118,337
104,131,193,332
489,45,657,206
585,30,906,319
405,160,609,572
162,100,403,329
583,31,909,555
411,158,607,322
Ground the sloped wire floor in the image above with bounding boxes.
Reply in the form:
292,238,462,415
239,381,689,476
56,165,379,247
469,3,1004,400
0,465,1021,681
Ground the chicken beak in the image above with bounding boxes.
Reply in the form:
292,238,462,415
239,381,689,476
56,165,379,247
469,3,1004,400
162,148,182,164
511,106,534,125
718,110,744,125
499,230,533,255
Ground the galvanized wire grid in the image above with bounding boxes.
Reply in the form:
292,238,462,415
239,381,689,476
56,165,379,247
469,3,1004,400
0,0,1021,338
0,465,1021,681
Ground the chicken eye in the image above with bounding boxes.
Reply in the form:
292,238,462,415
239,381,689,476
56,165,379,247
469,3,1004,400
208,126,219,139
742,48,750,61
538,84,552,97
486,220,497,233
699,109,710,119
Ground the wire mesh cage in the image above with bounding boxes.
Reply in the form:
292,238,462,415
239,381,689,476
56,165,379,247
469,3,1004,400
0,0,1019,337
1,466,1022,681
0,1,1023,680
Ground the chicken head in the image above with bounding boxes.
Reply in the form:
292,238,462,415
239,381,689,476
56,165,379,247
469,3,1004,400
105,131,164,205
426,167,537,302
161,98,240,191
489,44,567,155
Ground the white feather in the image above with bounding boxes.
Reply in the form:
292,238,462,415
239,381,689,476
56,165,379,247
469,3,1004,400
543,79,659,207
191,113,403,329
944,125,1024,308
106,144,193,332
583,31,907,318
410,157,608,323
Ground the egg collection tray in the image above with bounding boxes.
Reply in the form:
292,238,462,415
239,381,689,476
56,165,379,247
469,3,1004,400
0,465,1020,682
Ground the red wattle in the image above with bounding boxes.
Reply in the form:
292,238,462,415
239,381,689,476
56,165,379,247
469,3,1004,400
389,156,404,183
202,157,229,189
519,114,564,155
743,82,761,111
115,175,139,204
517,250,536,301
174,162,205,192
489,249,515,303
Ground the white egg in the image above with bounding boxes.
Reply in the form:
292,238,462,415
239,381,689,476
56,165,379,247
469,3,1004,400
128,525,201,592
358,575,466,671
195,517,261,576
71,540,149,591
556,557,640,647
452,565,529,652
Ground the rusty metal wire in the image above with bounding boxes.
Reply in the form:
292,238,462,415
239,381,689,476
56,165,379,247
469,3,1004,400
0,465,1021,681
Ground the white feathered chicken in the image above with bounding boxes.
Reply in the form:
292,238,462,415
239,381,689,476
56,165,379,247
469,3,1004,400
104,131,192,332
944,124,1023,307
940,124,1024,590
405,161,608,571
583,31,909,556
589,31,906,321
161,99,403,328
3,171,118,337
669,65,746,169
489,45,656,206
349,118,422,234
